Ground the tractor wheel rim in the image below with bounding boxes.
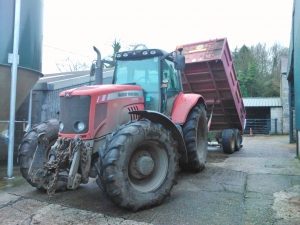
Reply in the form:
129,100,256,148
128,141,168,193
231,134,235,149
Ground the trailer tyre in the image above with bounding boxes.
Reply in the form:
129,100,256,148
182,103,208,172
233,129,241,151
99,120,179,211
18,119,59,188
222,129,235,154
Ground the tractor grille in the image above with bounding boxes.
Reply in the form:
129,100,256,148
59,95,91,134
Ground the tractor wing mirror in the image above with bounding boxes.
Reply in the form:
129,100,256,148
174,55,185,71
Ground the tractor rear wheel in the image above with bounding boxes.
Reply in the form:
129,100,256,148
99,120,179,211
182,103,208,172
222,129,235,154
18,119,59,188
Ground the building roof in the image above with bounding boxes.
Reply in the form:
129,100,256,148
34,68,114,90
243,97,282,107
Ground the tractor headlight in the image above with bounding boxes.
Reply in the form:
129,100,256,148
59,122,64,132
73,121,86,132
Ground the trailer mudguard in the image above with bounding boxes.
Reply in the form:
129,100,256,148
129,110,188,164
171,92,206,124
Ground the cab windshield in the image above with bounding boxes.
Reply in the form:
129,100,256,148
114,57,160,111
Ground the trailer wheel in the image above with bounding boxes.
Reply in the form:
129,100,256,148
182,103,208,172
233,129,241,151
99,120,179,211
222,129,235,154
18,119,59,188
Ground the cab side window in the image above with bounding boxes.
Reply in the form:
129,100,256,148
162,59,180,98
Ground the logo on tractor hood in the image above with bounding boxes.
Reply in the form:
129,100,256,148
97,90,144,103
108,91,143,100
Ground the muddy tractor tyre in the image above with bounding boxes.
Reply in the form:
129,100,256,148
182,103,208,173
18,119,59,188
222,129,235,154
233,129,241,151
99,120,179,211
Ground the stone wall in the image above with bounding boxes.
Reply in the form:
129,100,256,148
281,73,290,134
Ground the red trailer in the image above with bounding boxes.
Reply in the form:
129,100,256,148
180,38,246,153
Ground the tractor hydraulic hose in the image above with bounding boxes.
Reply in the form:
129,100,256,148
207,99,216,132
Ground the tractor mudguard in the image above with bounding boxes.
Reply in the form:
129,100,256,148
171,93,206,124
129,110,188,164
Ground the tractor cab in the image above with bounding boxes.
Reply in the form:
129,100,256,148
113,49,185,116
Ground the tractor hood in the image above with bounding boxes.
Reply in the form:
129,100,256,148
59,84,143,98
58,84,145,140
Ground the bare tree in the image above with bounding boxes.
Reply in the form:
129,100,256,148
56,57,89,72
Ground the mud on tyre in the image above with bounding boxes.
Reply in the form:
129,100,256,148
99,120,179,211
182,103,208,172
18,119,59,188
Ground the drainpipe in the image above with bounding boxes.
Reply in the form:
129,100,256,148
7,0,21,179
26,90,33,132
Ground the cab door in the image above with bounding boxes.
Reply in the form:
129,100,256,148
161,59,181,117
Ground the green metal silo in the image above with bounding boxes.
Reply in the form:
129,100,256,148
0,0,45,178
0,0,44,70
0,0,44,134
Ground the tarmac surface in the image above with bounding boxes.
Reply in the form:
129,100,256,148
0,135,300,225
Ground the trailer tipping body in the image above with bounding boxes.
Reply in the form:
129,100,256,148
180,38,246,133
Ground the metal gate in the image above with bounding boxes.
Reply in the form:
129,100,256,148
244,119,278,135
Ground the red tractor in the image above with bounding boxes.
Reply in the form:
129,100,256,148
18,46,208,211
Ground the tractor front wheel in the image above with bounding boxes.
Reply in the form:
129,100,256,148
99,120,179,211
18,119,59,188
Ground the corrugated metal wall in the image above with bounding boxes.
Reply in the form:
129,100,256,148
288,1,300,129
293,1,300,130
287,0,300,155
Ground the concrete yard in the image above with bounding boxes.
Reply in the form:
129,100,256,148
0,135,299,225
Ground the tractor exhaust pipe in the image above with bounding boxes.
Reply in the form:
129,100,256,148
93,46,103,85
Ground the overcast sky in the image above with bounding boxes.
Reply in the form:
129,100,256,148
42,0,294,74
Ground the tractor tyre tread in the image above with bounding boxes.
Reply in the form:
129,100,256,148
99,120,179,211
182,103,208,173
18,119,59,188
